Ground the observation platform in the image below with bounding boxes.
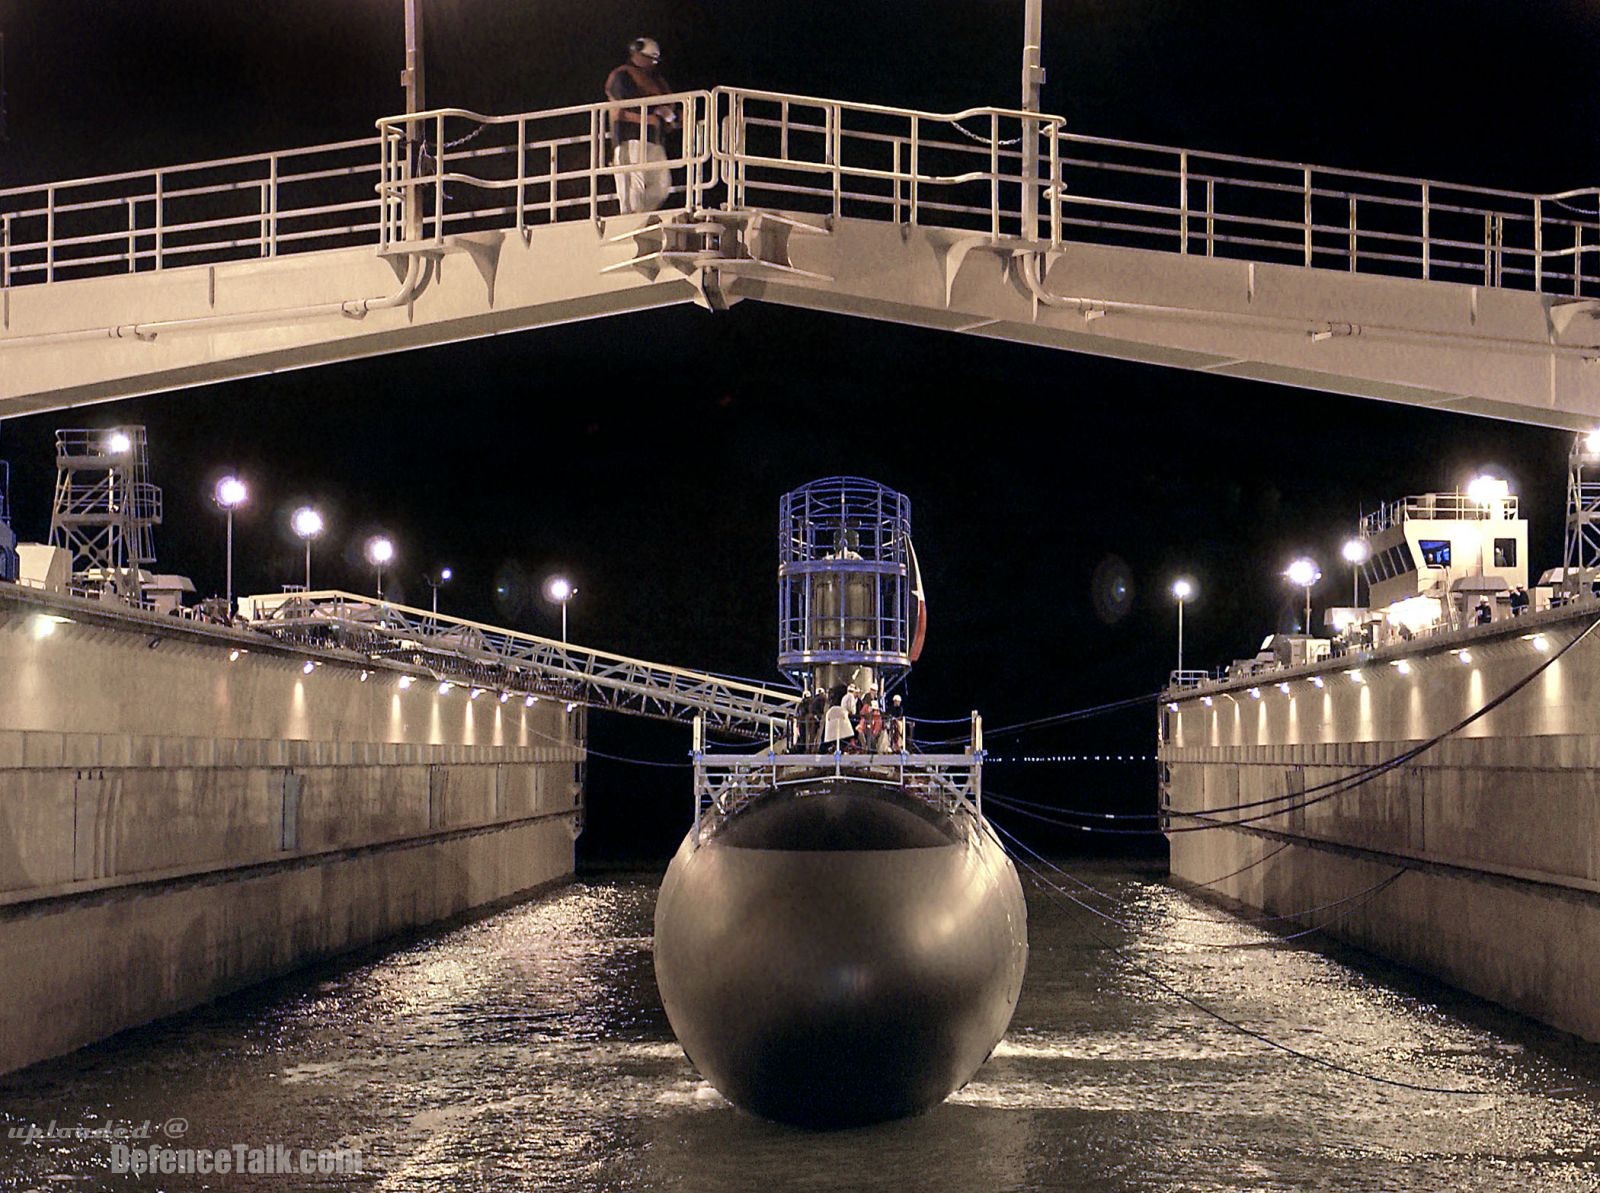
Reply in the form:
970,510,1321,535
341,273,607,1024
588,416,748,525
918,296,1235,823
3,88,1599,427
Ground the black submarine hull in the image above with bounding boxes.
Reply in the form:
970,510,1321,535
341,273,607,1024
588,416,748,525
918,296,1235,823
653,780,1028,1128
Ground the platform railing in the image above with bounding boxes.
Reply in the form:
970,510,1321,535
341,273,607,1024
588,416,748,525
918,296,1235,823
3,85,1598,299
241,588,795,735
1360,492,1522,535
689,711,984,844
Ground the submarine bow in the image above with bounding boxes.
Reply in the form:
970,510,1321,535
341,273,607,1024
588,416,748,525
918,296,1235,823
653,477,1028,1128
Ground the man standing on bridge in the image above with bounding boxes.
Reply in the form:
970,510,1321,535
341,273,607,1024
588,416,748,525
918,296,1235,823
604,37,677,214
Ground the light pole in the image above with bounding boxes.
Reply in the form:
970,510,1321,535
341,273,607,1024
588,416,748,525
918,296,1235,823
545,576,576,644
292,507,324,591
1285,558,1321,634
1171,578,1194,673
403,0,426,240
1020,0,1044,239
214,476,248,612
366,536,395,600
1341,538,1369,607
425,566,452,614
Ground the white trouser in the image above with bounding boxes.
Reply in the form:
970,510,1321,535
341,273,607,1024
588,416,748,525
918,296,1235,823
613,139,670,214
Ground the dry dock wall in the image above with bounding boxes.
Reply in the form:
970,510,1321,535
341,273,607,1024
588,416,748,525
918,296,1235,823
0,587,583,1074
1160,607,1600,1042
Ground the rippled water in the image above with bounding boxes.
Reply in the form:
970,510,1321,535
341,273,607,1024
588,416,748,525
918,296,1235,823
3,860,1600,1191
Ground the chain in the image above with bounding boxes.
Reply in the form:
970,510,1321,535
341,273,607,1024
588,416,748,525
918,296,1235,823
1552,194,1600,219
416,120,492,169
950,119,1023,148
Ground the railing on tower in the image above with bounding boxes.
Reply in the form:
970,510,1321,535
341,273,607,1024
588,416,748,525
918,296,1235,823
3,85,1598,296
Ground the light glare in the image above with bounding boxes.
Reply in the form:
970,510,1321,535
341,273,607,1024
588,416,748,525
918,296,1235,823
292,507,324,539
1466,474,1510,505
1285,558,1320,587
215,476,248,508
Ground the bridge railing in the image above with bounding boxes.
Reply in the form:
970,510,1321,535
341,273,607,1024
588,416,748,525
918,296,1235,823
373,92,714,249
712,86,1600,299
0,137,382,286
4,86,1598,300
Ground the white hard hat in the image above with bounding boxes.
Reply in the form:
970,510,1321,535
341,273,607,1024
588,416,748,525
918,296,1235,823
630,37,661,62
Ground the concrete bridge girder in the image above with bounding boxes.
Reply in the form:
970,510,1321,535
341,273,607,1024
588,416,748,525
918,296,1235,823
3,207,1600,428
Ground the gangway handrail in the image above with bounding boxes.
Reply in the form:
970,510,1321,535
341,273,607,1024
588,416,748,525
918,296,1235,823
5,84,1600,298
242,588,797,735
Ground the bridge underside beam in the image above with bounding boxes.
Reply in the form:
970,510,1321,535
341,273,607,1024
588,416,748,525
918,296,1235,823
0,220,696,419
728,217,1600,431
5,210,1600,429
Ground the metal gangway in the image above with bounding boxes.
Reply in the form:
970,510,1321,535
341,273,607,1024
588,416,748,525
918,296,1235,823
4,86,1600,424
242,588,796,737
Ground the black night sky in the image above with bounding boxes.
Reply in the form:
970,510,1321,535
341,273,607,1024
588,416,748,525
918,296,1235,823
0,1,1595,859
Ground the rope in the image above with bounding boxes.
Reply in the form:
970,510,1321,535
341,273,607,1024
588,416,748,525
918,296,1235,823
1166,614,1600,829
919,690,1158,747
993,819,1405,945
996,828,1494,1095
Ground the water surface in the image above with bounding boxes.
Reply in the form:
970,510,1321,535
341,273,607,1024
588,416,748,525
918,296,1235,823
2,860,1598,1191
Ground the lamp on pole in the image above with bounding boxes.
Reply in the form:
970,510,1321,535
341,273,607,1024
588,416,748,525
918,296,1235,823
366,536,396,600
213,476,248,613
1171,578,1195,674
1285,558,1321,634
291,506,324,591
1341,538,1369,607
425,567,452,614
545,576,576,644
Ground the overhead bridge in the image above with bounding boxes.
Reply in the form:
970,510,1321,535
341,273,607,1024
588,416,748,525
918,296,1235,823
4,87,1600,427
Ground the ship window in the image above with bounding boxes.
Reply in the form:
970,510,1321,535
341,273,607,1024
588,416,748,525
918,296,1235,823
1418,539,1452,567
1392,542,1416,574
1494,537,1517,567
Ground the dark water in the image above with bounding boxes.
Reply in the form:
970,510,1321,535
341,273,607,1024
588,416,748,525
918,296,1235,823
4,860,1600,1191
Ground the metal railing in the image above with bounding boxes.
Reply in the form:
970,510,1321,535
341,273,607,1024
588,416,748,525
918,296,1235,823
373,93,714,249
689,712,984,845
0,137,382,286
711,87,1600,296
4,85,1597,300
242,589,795,735
1360,492,1521,535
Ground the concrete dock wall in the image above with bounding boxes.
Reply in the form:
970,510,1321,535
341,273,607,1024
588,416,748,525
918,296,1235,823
1160,606,1600,1042
1168,828,1600,1042
0,588,583,1074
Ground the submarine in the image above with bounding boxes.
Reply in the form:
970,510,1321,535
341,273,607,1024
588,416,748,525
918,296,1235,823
654,477,1028,1128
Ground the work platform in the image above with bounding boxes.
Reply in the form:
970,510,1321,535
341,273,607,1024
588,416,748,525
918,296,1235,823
4,88,1599,426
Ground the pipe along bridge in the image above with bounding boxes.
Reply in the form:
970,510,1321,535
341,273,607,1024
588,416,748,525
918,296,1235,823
3,87,1600,426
